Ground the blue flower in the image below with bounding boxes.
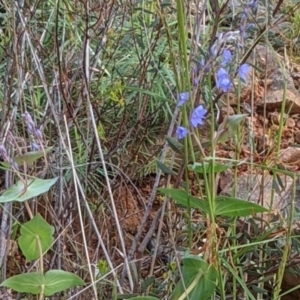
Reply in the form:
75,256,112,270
246,23,255,31
31,142,40,151
177,92,189,107
248,0,257,10
176,126,188,139
241,10,248,21
221,49,232,66
216,68,232,92
190,105,207,128
238,64,251,82
241,1,257,25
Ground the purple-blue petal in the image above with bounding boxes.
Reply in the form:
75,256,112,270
216,68,229,78
190,105,207,128
216,68,232,92
218,78,232,92
177,92,190,107
238,64,251,82
176,126,189,139
31,142,40,151
248,0,257,10
221,49,232,66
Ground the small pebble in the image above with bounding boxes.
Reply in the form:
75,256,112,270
294,131,300,144
268,111,280,125
258,115,268,126
283,128,293,138
286,117,296,128
270,124,279,132
255,134,272,153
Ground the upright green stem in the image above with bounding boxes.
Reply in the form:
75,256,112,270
176,1,189,84
273,59,290,300
232,80,242,300
37,237,44,299
208,80,216,224
176,0,193,248
273,173,295,299
39,286,44,300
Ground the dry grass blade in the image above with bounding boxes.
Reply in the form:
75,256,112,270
63,116,98,299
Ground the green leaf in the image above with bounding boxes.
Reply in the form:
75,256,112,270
215,128,230,144
166,136,183,153
251,285,268,294
127,297,159,300
1,272,44,294
215,114,248,143
189,162,231,174
158,188,209,214
228,113,249,126
158,189,267,217
116,294,139,299
0,177,58,203
18,214,54,261
44,270,85,296
170,255,217,300
215,196,268,217
156,160,175,175
0,270,85,296
141,276,155,291
1,147,53,168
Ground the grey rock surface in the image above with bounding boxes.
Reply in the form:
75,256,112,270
220,171,300,218
255,45,300,113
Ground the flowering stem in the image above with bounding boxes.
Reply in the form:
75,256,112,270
207,81,216,225
182,106,192,248
176,0,193,249
176,0,189,88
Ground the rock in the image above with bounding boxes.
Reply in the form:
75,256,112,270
279,147,300,168
282,127,293,139
257,90,300,114
255,45,280,76
218,169,233,191
295,131,300,144
286,118,296,128
280,271,300,300
254,45,300,114
268,111,280,125
255,134,272,153
270,124,279,132
258,115,269,126
220,171,300,216
268,69,296,92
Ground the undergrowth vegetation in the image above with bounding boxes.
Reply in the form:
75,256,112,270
0,0,300,299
